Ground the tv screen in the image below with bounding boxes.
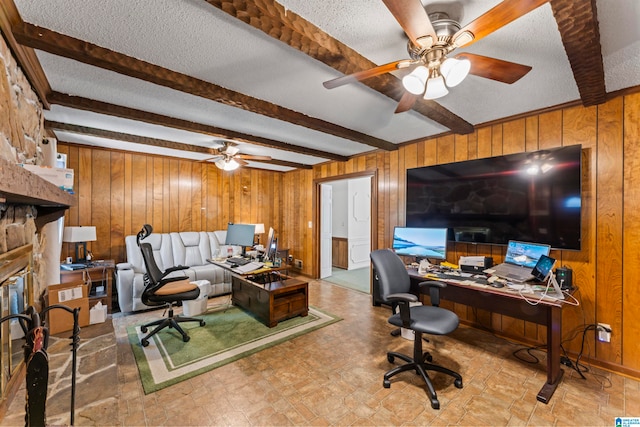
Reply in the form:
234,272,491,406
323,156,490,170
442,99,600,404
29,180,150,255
225,223,255,247
392,227,448,260
406,145,582,250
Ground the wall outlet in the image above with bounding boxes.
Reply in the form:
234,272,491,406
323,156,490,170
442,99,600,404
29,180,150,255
295,259,303,269
597,323,611,342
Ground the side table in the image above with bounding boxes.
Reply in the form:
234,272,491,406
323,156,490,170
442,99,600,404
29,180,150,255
60,260,115,313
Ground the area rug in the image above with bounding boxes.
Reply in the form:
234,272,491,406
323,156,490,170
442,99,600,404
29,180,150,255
127,305,341,394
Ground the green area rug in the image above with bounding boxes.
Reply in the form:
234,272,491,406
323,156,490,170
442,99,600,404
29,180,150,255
127,306,341,394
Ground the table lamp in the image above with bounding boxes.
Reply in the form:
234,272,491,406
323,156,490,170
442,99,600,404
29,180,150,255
63,226,97,263
254,223,265,245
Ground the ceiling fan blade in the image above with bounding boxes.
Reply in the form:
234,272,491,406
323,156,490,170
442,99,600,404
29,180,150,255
382,0,437,49
198,155,223,163
394,92,419,114
235,158,249,166
237,154,272,161
323,60,414,89
456,53,532,84
452,0,549,48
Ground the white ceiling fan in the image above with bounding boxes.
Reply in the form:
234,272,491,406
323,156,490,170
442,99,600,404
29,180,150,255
200,141,272,171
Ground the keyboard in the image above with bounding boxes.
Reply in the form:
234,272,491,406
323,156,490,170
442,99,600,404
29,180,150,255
226,257,251,266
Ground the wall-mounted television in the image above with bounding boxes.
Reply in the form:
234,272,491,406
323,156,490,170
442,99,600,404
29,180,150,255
406,145,582,250
392,227,448,260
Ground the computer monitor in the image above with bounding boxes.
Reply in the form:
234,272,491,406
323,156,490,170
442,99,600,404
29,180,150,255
264,227,276,261
392,227,448,260
225,224,255,256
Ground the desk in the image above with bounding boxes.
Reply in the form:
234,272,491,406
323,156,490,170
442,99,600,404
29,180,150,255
406,269,571,404
209,260,308,327
60,261,114,313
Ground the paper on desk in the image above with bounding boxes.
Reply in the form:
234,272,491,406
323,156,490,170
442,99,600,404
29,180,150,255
234,262,264,274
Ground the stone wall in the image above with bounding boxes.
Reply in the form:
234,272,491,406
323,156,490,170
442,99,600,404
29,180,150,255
1,33,47,302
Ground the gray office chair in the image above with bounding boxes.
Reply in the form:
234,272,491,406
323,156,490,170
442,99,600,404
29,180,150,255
370,249,463,409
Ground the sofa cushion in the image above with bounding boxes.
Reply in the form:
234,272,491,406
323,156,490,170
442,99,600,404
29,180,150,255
171,232,212,267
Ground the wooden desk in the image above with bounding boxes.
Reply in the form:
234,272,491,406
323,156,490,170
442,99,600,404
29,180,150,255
209,260,308,327
60,261,114,313
406,269,571,404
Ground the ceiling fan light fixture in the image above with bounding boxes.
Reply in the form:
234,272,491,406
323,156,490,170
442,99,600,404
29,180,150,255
424,73,448,100
216,158,240,171
402,66,429,95
440,57,471,87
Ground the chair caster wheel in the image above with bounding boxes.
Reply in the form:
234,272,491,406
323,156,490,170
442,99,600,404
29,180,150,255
423,352,433,362
183,335,190,342
141,326,148,333
383,379,390,388
454,379,463,388
141,339,149,347
430,400,440,410
199,320,206,326
387,354,395,363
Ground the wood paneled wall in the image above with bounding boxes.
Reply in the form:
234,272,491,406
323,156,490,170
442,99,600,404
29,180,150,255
282,93,640,377
58,145,283,264
61,92,640,377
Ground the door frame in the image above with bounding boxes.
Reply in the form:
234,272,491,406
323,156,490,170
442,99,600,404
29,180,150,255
312,170,378,280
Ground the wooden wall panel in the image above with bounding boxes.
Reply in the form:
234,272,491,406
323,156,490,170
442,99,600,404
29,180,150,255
623,92,640,370
295,91,640,376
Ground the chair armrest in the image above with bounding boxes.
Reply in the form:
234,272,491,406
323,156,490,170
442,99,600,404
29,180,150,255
386,292,418,303
159,264,189,280
117,262,133,270
418,280,446,306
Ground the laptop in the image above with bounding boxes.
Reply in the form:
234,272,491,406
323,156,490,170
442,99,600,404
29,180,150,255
484,240,551,282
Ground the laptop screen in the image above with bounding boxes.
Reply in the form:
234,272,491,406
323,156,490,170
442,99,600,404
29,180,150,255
504,240,551,268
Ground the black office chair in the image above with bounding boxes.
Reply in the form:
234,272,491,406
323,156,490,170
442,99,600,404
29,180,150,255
137,224,205,347
370,249,462,409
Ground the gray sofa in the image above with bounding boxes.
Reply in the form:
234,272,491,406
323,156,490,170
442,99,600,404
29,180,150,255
116,230,240,313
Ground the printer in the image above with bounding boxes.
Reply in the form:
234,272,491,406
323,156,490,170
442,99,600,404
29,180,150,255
459,256,493,273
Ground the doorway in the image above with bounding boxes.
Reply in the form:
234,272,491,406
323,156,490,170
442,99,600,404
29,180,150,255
314,171,377,293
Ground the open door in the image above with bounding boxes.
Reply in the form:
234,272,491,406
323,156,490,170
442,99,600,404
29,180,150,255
320,184,333,278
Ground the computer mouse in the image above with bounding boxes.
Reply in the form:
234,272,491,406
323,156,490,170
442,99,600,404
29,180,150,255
490,282,505,288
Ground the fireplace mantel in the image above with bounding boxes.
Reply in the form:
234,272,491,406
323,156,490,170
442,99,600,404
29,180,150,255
0,157,76,230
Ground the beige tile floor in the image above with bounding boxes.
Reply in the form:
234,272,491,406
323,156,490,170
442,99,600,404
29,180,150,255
112,279,640,426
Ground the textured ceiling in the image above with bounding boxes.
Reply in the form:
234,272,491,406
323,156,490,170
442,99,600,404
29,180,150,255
7,0,640,171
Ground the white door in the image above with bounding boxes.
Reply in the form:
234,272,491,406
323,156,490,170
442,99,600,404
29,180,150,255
320,184,333,278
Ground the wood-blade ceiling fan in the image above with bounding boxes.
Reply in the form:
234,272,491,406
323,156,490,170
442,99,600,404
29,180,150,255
200,141,272,170
323,0,547,113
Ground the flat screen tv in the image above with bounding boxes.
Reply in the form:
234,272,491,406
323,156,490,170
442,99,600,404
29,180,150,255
392,227,448,260
406,145,582,250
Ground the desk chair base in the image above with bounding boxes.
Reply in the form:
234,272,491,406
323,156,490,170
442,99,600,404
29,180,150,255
140,305,205,347
383,330,462,410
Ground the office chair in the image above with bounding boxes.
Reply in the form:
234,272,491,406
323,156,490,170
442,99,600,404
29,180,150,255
370,249,463,409
137,224,205,347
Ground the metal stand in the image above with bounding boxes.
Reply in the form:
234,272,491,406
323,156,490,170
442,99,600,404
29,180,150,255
0,305,81,426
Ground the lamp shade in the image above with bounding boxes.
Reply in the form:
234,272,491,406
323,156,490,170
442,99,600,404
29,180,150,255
63,226,97,243
402,66,429,95
424,75,449,100
254,223,265,234
441,57,470,87
216,158,240,171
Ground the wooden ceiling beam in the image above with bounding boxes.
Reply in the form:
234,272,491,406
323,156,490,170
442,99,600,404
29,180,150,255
0,0,51,107
48,92,348,162
205,0,474,135
46,120,316,170
13,22,396,151
549,0,606,106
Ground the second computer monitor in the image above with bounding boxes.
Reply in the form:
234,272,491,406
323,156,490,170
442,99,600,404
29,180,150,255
225,224,256,256
264,227,276,261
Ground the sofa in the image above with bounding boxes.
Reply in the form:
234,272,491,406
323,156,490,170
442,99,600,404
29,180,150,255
116,230,240,313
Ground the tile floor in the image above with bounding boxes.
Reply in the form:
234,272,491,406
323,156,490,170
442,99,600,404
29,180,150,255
4,278,640,426
114,279,639,426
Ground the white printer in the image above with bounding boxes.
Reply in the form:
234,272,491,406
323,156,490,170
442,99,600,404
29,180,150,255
459,256,493,273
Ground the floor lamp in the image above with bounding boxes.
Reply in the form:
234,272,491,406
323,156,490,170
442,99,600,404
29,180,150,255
63,226,97,263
